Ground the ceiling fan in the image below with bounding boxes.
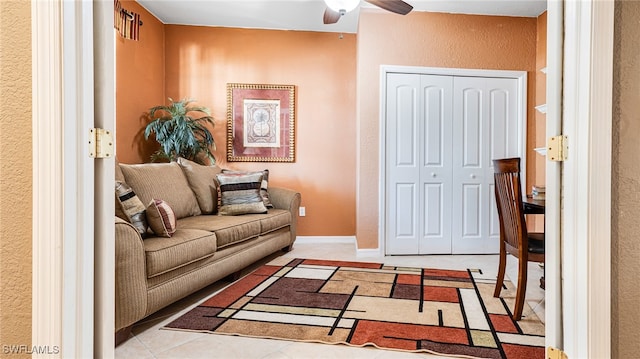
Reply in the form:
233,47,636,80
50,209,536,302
323,0,413,24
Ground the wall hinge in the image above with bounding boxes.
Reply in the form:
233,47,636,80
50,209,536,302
547,135,568,162
547,346,568,359
89,128,114,159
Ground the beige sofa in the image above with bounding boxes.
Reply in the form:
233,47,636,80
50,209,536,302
114,159,301,343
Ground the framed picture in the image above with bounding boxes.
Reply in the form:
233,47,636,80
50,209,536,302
226,83,296,162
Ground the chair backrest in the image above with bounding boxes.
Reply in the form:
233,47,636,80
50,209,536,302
493,158,528,253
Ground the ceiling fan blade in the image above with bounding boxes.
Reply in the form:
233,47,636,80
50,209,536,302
323,7,342,24
365,0,413,15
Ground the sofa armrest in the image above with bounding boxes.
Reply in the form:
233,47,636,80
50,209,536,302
268,187,301,246
115,217,148,331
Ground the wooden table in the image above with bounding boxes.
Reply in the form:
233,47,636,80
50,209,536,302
524,195,545,289
523,196,545,214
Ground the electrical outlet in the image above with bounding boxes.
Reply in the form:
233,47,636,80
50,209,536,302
299,207,306,217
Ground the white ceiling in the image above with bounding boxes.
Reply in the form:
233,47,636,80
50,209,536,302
137,0,547,34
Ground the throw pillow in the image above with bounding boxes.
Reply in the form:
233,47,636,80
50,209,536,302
115,157,126,183
216,172,268,215
115,181,148,236
177,157,221,214
146,199,177,237
120,162,201,219
222,169,273,208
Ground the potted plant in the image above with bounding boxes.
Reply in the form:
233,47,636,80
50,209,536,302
145,98,216,165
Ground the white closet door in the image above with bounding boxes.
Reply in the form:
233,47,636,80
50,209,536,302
386,73,453,255
385,73,421,255
451,76,520,254
385,71,523,255
418,75,453,254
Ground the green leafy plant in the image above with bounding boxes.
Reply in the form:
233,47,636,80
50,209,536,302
144,98,216,165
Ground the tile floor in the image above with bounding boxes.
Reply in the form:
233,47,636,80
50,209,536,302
115,242,545,359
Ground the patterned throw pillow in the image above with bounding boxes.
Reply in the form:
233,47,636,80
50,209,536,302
115,181,148,236
222,169,273,208
146,199,177,237
216,172,268,215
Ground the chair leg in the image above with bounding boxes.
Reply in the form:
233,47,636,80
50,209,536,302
512,258,528,321
494,243,507,298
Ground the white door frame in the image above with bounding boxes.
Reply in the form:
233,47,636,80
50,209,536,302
560,0,614,357
544,0,563,349
93,0,117,356
32,1,65,356
378,66,528,255
32,1,95,357
32,1,115,357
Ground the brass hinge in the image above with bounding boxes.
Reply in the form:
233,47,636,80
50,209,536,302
547,346,568,359
89,128,114,159
547,135,568,162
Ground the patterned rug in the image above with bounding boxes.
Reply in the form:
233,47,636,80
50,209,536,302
164,257,545,358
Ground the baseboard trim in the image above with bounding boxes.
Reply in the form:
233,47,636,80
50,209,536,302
295,236,356,244
293,236,383,258
355,247,383,258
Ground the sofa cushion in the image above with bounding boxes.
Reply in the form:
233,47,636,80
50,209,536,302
115,181,148,236
256,209,291,234
143,229,217,278
177,215,260,249
177,209,291,249
146,199,177,237
216,171,267,215
177,157,221,214
120,162,201,219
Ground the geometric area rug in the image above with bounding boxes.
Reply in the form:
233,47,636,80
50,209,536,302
164,257,545,359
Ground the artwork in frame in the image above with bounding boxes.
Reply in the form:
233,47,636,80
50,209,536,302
226,83,296,162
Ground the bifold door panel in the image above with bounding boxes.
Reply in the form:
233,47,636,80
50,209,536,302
385,73,523,255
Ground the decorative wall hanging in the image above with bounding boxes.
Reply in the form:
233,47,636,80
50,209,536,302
114,0,142,41
226,83,296,162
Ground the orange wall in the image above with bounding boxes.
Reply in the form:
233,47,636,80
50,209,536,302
356,10,538,248
115,0,165,164
160,26,357,236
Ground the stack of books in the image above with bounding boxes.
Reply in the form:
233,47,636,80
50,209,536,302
532,185,546,200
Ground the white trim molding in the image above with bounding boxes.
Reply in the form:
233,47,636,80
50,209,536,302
545,0,564,350
61,1,96,356
32,1,63,356
295,236,356,244
32,1,97,357
294,236,383,258
93,0,116,356
562,0,614,357
355,247,383,258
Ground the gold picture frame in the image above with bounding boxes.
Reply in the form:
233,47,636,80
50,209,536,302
226,83,296,162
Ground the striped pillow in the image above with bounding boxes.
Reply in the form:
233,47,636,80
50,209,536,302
222,169,273,208
216,172,268,215
260,169,273,208
115,181,148,236
146,199,177,237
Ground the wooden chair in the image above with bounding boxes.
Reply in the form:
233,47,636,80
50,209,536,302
493,157,545,321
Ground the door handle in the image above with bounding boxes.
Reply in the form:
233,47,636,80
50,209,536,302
470,174,476,179
431,172,437,178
